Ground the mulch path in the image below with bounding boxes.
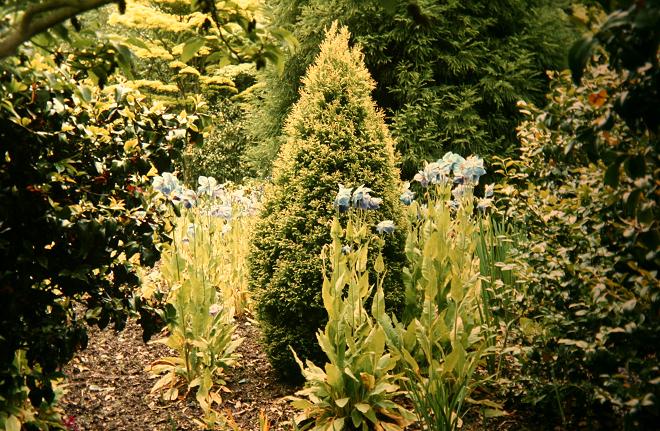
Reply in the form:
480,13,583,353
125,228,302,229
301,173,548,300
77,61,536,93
59,314,520,431
61,315,298,430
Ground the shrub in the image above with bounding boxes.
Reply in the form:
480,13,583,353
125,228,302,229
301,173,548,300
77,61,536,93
0,49,195,428
182,66,260,185
248,23,405,383
500,64,659,428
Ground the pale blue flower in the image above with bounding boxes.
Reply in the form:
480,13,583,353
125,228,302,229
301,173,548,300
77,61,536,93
413,171,429,188
197,175,218,196
210,204,232,220
484,183,494,198
439,152,466,177
341,244,352,255
399,182,415,205
363,195,382,210
350,185,382,210
414,160,451,187
452,184,469,200
477,197,493,212
178,189,197,208
376,220,395,234
351,185,372,208
334,184,353,212
212,184,228,200
456,155,486,184
152,172,181,196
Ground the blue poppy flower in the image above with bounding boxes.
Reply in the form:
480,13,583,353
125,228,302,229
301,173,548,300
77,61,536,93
414,161,451,187
452,184,468,200
456,155,486,184
399,182,415,205
361,195,382,210
351,185,372,208
334,184,353,212
180,189,197,208
210,204,232,220
376,220,395,234
413,171,429,188
352,185,382,210
197,175,219,196
153,172,181,196
438,152,466,177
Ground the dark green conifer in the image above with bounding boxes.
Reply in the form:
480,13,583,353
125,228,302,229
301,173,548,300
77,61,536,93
250,0,576,177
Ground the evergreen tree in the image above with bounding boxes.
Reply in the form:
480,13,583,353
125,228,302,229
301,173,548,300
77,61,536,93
248,23,406,382
250,0,577,177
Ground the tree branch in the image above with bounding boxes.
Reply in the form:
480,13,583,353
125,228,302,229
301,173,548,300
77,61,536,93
0,0,118,59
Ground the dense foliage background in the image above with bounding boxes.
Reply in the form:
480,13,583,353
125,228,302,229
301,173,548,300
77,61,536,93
248,0,578,178
0,45,191,424
0,0,658,429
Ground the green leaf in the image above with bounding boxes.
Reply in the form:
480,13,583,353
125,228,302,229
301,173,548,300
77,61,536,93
126,36,150,50
604,162,620,187
6,415,21,431
115,43,135,79
181,38,205,63
355,402,371,414
325,363,343,389
291,398,313,410
335,397,350,408
351,409,363,427
568,35,596,84
626,189,642,215
484,408,509,418
625,155,646,179
77,85,92,103
331,417,345,430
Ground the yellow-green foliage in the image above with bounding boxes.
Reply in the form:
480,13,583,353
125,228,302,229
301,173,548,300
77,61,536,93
394,183,488,430
107,0,267,103
290,217,414,430
249,23,406,382
148,205,243,413
145,175,261,418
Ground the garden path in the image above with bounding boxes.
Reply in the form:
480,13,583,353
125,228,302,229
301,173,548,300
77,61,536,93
61,315,297,430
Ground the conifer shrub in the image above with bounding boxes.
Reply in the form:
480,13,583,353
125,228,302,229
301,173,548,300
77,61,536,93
248,23,406,383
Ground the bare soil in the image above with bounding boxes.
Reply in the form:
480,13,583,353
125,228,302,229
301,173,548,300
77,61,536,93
61,315,298,431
